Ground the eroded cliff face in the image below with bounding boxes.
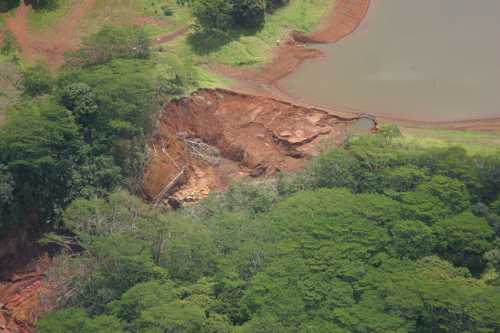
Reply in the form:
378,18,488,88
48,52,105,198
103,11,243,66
143,89,376,205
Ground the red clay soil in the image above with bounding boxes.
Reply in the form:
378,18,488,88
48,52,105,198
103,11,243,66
154,26,190,44
4,1,179,69
5,0,96,69
143,89,376,204
214,0,371,97
0,256,54,333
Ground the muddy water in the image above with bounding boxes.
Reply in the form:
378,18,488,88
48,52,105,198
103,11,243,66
281,0,500,122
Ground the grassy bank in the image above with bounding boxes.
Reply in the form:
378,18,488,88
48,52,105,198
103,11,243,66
399,127,500,154
184,0,335,67
85,0,189,38
27,0,74,30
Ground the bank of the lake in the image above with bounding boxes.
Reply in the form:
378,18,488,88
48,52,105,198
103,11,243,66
280,0,500,123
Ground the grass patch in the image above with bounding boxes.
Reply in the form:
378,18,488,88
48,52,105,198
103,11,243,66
186,0,334,67
27,0,74,30
84,0,189,38
0,56,21,124
154,44,229,95
399,127,500,154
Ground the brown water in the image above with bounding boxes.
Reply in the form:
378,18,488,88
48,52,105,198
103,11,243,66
281,0,500,122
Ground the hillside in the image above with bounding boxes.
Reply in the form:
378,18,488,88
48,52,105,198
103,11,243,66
0,1,500,332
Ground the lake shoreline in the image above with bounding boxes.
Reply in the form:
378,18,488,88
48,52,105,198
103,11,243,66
241,0,500,130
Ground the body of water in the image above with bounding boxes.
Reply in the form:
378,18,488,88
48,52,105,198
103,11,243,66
281,0,500,121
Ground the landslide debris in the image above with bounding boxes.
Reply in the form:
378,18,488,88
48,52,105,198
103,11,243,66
0,256,53,333
143,89,376,205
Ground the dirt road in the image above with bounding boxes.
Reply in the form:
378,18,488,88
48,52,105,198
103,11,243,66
5,0,96,69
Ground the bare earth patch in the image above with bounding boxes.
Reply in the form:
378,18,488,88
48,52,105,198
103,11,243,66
143,89,376,206
5,0,96,69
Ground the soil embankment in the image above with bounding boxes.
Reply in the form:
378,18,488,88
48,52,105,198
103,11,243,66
0,257,54,333
143,89,376,205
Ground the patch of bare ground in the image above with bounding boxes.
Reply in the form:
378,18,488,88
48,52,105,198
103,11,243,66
143,89,376,206
4,0,96,69
0,256,54,333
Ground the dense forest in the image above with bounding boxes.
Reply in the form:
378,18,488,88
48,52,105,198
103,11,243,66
36,135,500,332
1,2,500,333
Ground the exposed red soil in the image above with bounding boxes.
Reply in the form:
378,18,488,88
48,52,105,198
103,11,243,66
5,0,96,69
154,26,190,45
135,16,168,28
0,256,54,333
4,1,179,70
143,88,376,204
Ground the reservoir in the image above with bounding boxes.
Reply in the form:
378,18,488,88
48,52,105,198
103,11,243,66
280,0,500,122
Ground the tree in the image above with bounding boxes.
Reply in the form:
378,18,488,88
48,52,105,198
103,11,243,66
0,0,20,12
75,234,162,314
68,26,150,67
433,212,495,273
381,166,428,192
377,124,402,145
134,301,206,333
191,0,234,30
22,64,53,97
31,0,58,11
232,0,266,28
159,218,217,282
390,220,435,259
399,191,451,224
60,83,98,137
417,175,471,214
0,165,14,215
0,99,82,225
38,308,124,333
110,280,177,322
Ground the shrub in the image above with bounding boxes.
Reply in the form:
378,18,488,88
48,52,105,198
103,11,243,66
22,64,53,97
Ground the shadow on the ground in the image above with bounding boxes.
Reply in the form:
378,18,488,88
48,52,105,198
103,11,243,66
187,25,262,56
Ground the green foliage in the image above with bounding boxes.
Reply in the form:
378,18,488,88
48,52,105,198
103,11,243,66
0,164,13,207
159,218,217,282
134,301,206,333
67,26,150,67
58,59,158,182
390,220,435,259
38,308,124,333
0,0,20,12
22,64,53,97
76,234,162,314
377,123,402,145
31,0,59,11
417,175,471,214
433,212,494,273
192,0,234,30
186,0,288,31
0,99,82,226
381,165,428,192
109,280,177,322
60,83,98,138
36,137,500,332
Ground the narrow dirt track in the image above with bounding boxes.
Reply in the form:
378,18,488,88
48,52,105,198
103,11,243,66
154,26,190,44
5,0,96,69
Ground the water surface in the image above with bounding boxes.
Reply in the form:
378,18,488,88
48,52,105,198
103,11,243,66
281,0,500,121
